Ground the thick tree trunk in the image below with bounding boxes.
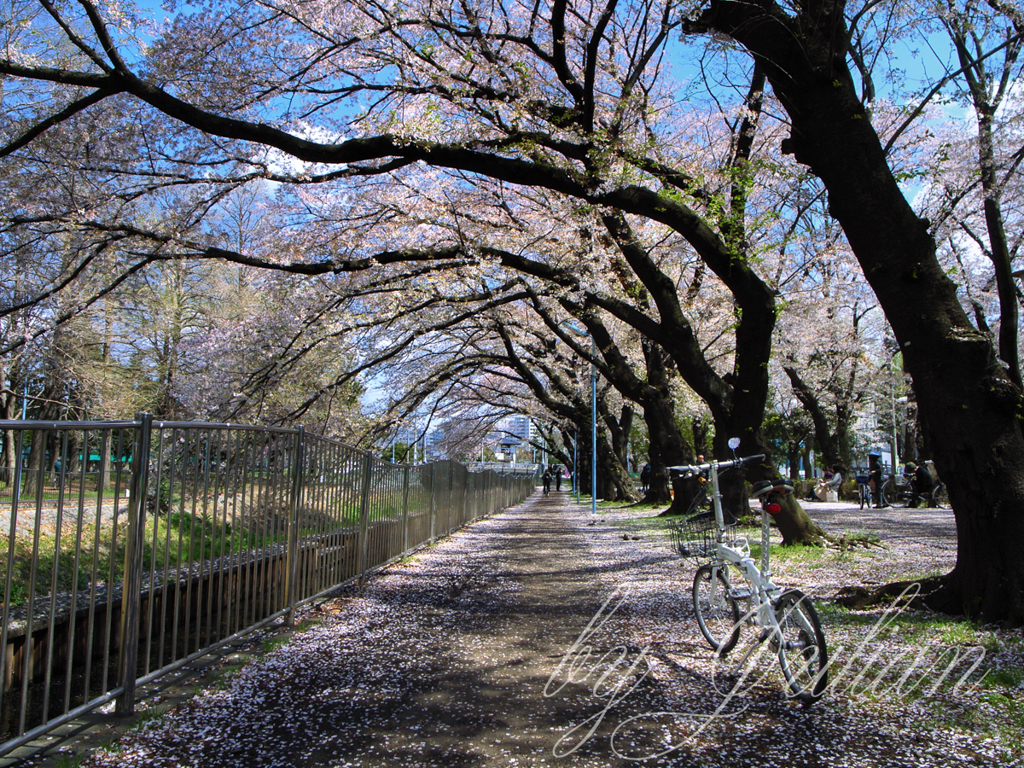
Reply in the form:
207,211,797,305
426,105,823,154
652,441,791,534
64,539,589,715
787,440,801,481
710,414,827,543
0,364,14,486
598,440,634,501
577,315,686,507
643,390,688,507
599,402,638,502
773,493,827,546
784,365,840,468
694,0,1024,621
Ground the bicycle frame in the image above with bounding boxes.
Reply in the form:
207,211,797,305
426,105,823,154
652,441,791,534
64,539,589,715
702,457,783,629
673,453,829,702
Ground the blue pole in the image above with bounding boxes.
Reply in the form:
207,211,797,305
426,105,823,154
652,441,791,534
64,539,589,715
591,337,597,517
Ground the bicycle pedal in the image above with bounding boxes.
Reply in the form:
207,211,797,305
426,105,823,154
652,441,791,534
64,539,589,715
730,589,753,600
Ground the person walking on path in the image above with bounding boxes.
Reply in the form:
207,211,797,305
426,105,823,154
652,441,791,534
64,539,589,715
868,452,886,508
542,468,552,495
640,463,651,494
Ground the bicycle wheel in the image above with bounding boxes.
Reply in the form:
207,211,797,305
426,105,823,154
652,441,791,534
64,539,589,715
858,484,868,509
881,480,908,508
692,564,741,656
930,483,947,509
774,589,828,703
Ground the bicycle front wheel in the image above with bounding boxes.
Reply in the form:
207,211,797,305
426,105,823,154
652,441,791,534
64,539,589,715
693,564,741,656
774,589,828,703
931,483,947,509
881,480,908,508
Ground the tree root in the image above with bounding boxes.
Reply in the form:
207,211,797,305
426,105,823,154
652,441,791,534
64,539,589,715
832,531,884,551
834,575,948,610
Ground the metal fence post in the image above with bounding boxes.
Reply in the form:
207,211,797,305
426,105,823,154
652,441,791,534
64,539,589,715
401,465,410,553
428,463,436,542
284,427,305,627
116,413,152,717
356,452,373,585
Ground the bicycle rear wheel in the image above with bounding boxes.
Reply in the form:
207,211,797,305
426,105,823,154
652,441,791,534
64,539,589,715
774,589,828,703
692,564,741,656
881,480,909,508
931,483,947,509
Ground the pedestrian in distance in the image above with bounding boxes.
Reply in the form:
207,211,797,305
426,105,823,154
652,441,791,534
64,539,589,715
640,463,651,494
868,452,886,508
554,466,562,492
543,469,552,495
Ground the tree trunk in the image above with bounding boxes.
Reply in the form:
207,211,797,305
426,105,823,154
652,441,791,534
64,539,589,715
693,0,1024,621
710,413,826,542
642,388,688,508
787,439,801,481
784,365,840,468
599,401,638,502
0,361,14,485
598,438,634,501
773,493,827,546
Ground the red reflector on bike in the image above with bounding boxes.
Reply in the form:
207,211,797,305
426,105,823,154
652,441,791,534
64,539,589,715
766,502,782,515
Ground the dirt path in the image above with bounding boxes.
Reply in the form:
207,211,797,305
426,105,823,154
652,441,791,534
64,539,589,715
71,493,1014,768
78,491,675,768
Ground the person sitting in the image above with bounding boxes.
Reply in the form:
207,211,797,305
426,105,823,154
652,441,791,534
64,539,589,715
906,461,934,508
814,464,844,501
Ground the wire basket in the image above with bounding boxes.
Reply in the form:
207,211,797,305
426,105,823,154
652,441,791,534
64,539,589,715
668,514,723,562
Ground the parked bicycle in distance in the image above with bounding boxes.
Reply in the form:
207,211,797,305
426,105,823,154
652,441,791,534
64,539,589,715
856,473,872,509
881,461,947,509
667,439,828,704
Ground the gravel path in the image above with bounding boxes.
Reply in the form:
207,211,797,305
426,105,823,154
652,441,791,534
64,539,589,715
74,493,1018,768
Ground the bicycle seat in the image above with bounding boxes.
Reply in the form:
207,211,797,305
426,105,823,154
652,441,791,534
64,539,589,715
752,478,794,498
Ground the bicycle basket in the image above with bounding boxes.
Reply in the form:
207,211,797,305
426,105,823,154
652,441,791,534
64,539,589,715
667,514,722,561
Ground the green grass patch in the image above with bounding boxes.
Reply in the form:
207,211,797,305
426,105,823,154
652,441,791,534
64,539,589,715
0,511,297,608
839,531,882,547
129,706,168,732
748,541,828,564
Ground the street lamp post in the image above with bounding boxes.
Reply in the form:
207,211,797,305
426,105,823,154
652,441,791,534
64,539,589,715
560,321,598,517
589,335,597,518
573,428,579,502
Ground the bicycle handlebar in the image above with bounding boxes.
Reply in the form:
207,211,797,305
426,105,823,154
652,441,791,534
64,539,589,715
667,454,765,476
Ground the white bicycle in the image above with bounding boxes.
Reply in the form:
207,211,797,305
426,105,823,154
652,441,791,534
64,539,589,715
668,441,828,703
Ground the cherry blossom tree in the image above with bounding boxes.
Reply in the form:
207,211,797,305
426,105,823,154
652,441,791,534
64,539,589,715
2,0,1023,619
683,0,1024,621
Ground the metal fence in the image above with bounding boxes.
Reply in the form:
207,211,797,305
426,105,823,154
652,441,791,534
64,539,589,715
0,415,535,756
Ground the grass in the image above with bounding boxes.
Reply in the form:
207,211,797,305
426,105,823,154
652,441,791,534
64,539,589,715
53,754,86,768
129,705,168,732
749,540,829,564
0,478,108,504
612,503,1023,748
0,511,297,608
812,601,1014,712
